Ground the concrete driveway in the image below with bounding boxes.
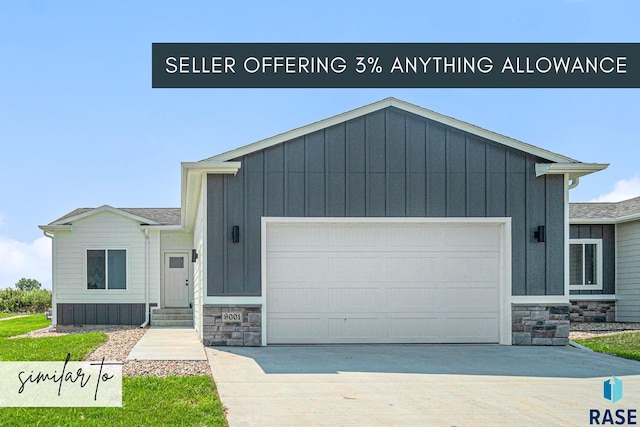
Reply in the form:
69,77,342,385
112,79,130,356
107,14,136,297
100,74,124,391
206,345,640,426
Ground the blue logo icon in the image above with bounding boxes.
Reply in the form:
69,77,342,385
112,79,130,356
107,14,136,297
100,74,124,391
604,376,623,403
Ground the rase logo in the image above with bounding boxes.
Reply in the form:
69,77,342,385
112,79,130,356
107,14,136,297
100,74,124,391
604,376,624,404
589,376,637,425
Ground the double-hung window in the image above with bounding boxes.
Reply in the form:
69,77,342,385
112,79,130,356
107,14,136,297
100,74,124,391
569,239,602,290
87,249,127,290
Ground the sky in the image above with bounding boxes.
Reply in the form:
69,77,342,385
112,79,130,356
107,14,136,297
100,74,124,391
0,1,639,289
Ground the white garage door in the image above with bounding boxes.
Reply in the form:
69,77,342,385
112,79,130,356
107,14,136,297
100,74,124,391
265,220,505,344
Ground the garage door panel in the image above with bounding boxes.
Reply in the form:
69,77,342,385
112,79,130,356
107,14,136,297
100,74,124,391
444,285,499,311
442,255,499,282
267,225,327,249
328,287,386,310
443,315,499,342
328,317,383,339
267,286,327,312
327,226,385,248
268,316,326,343
387,287,441,310
387,256,443,281
267,255,326,282
387,317,440,339
266,220,503,344
327,256,383,282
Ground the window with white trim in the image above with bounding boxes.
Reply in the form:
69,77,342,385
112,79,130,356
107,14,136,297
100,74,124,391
569,239,602,290
87,249,127,290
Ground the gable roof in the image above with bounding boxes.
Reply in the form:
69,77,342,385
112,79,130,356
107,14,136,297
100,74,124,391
48,206,181,226
203,97,590,165
570,196,640,222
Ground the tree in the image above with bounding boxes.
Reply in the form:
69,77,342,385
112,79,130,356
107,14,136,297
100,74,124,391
15,278,42,291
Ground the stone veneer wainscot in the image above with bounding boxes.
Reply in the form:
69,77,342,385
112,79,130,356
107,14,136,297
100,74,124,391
512,304,570,345
202,305,262,346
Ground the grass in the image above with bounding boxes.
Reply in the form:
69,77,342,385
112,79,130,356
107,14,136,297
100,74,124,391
574,331,640,362
0,313,51,338
0,312,18,319
0,333,108,361
0,312,228,426
0,376,227,427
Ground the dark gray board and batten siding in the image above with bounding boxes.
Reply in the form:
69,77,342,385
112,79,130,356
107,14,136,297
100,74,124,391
207,107,565,297
57,303,147,325
569,224,616,295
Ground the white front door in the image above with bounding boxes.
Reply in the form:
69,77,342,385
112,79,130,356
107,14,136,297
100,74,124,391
164,252,189,308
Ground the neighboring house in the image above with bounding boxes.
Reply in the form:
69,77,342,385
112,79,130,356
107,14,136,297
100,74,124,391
569,196,640,323
40,97,609,346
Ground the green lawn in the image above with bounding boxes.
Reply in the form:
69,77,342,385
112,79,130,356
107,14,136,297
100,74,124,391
0,376,227,427
0,312,18,319
0,312,228,426
0,313,51,338
574,331,640,362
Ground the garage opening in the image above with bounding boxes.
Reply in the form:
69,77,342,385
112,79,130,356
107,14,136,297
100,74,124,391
263,218,510,344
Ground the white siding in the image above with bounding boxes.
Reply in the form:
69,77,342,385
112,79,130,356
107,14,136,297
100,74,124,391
616,220,640,321
192,178,206,339
54,211,147,304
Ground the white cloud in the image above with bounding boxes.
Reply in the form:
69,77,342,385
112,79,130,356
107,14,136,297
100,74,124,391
0,235,51,290
591,175,640,203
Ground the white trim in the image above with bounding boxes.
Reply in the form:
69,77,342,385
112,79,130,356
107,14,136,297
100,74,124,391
569,238,603,291
510,296,570,305
569,294,616,301
564,174,570,298
261,216,512,346
536,163,609,180
180,161,242,231
84,248,129,292
570,218,617,225
38,225,72,232
51,205,160,226
208,98,580,164
163,251,191,308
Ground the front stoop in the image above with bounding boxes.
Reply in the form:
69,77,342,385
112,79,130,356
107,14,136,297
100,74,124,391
151,308,193,327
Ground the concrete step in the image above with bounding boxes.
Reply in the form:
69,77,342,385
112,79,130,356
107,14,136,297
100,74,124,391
152,308,193,315
152,314,194,321
151,319,194,327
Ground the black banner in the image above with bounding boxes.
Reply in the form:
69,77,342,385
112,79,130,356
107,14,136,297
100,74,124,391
152,43,640,88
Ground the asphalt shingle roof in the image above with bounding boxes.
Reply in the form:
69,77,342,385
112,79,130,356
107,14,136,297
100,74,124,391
570,196,640,219
51,207,181,225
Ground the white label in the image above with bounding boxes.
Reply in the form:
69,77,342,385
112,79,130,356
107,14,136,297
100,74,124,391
0,358,122,407
222,311,243,323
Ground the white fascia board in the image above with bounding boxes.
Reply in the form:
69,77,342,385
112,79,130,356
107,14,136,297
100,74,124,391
570,218,617,224
511,296,570,305
38,225,72,232
615,213,640,224
139,225,184,231
50,205,160,226
535,163,609,179
569,294,616,301
570,214,640,225
207,97,579,163
180,161,241,230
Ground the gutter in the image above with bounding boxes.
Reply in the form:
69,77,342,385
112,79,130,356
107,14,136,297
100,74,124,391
140,227,150,328
42,230,56,327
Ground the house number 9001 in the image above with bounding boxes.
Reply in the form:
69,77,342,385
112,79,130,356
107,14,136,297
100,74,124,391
222,312,242,322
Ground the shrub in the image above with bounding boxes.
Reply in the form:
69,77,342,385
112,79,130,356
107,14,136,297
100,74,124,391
0,288,52,313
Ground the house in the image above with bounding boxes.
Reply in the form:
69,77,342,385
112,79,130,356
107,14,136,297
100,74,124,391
39,97,609,346
569,196,640,323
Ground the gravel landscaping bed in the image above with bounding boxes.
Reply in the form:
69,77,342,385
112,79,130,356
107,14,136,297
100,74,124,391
25,326,211,377
570,322,640,340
